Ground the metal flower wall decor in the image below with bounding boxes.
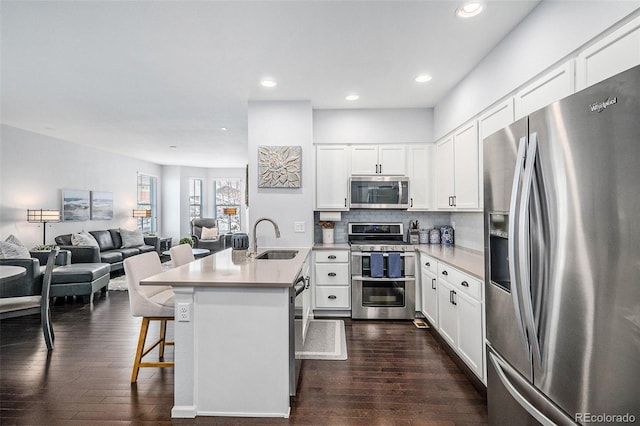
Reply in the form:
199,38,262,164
258,145,302,188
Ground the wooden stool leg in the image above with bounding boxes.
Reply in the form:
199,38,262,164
159,319,167,360
131,317,150,383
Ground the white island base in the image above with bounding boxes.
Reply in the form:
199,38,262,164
172,285,291,418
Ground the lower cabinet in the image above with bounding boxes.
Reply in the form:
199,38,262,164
421,253,485,383
313,249,350,314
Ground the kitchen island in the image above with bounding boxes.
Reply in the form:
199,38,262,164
141,247,311,419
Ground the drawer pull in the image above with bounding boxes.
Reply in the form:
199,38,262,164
328,255,337,260
442,270,448,276
431,278,436,290
425,262,430,267
328,272,337,277
461,281,469,287
328,295,337,300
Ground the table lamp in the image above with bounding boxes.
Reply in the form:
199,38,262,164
132,209,151,230
27,209,61,245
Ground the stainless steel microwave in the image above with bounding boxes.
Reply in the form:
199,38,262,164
349,176,410,209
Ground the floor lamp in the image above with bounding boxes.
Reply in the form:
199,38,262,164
223,207,237,233
27,209,61,245
132,209,151,230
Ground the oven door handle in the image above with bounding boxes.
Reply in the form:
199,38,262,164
351,276,416,282
351,252,415,258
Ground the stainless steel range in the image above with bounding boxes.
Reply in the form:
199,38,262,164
349,223,415,320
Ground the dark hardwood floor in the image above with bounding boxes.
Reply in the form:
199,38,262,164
0,291,487,425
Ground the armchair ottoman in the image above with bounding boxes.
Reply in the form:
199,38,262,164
50,263,111,304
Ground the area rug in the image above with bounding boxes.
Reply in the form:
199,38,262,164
297,319,348,360
107,260,174,291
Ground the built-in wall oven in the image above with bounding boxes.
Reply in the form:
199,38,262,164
349,223,415,319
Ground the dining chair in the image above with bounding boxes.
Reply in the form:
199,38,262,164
123,251,175,383
0,247,59,350
169,243,195,267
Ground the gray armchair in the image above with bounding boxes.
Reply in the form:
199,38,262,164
191,218,225,252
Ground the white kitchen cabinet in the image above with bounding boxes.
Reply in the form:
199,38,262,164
435,122,479,210
313,249,350,313
315,145,349,210
351,144,406,175
514,60,575,120
407,144,432,210
576,16,640,90
420,254,438,327
436,262,485,381
478,99,515,209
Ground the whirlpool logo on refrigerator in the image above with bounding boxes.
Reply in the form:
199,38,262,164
590,96,618,113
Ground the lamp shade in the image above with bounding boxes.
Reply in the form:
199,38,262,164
27,209,61,223
223,207,238,215
132,209,152,218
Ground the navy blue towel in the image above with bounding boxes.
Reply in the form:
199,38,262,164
387,252,402,278
370,253,384,278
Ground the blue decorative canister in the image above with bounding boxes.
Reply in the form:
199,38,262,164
429,228,441,244
440,226,454,245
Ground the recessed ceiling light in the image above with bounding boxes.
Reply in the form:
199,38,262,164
415,74,433,83
456,2,484,18
260,79,277,88
345,94,360,101
220,127,228,131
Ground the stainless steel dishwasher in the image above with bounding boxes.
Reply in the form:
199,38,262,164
289,273,306,396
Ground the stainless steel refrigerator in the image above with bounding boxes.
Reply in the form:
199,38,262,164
483,64,640,425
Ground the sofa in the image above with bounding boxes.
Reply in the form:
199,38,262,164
55,229,158,272
0,250,70,298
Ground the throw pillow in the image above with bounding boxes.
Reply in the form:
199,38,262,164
201,226,219,240
71,231,100,247
0,235,31,259
120,228,145,248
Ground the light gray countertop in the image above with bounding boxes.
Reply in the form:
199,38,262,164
141,247,311,288
312,243,350,250
415,244,484,280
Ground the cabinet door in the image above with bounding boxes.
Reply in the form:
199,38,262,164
435,135,455,209
316,145,349,210
437,279,457,346
421,267,438,328
378,145,406,175
577,16,640,90
456,290,484,379
407,144,431,210
514,60,574,119
453,122,479,209
350,145,379,175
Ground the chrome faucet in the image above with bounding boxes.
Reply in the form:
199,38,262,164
250,217,281,257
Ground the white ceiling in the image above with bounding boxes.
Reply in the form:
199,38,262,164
1,0,540,168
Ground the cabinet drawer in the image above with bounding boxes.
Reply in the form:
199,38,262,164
421,254,437,274
315,250,349,263
315,286,350,309
315,264,349,286
438,263,482,301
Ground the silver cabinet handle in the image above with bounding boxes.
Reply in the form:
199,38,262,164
344,198,347,207
375,164,379,174
452,195,456,207
410,198,413,208
431,278,436,290
452,290,457,306
379,164,382,174
328,295,337,299
461,281,469,287
328,272,337,277
328,255,337,260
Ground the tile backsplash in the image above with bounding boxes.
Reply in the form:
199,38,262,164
314,210,452,243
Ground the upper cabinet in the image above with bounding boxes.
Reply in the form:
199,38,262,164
315,145,349,211
351,144,406,175
406,144,432,210
576,16,640,90
436,122,479,210
514,60,574,120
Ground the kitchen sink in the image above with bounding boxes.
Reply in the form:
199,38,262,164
256,250,298,260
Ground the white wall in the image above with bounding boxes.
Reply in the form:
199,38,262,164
313,108,433,144
434,2,640,139
0,124,161,248
161,165,182,243
248,101,314,249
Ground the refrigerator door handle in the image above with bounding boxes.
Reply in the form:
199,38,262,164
488,350,567,426
519,132,543,366
508,136,529,350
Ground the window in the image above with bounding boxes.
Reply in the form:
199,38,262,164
137,174,157,233
214,179,242,233
189,178,203,221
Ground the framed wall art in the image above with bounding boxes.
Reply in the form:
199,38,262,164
62,189,90,221
91,191,113,220
257,145,301,188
